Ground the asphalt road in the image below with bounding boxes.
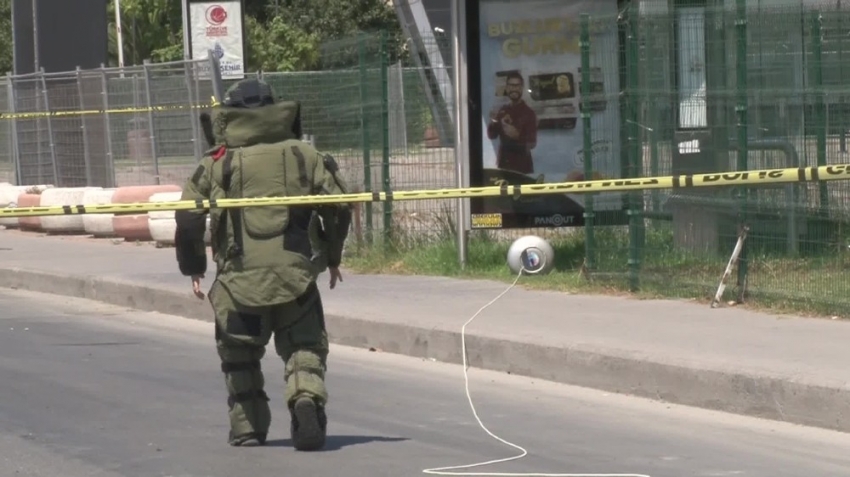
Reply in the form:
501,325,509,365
0,289,849,477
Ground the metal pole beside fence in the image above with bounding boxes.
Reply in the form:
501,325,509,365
100,64,116,187
580,14,596,272
810,10,829,212
380,30,392,240
626,4,642,292
735,0,750,299
39,68,59,185
207,51,225,103
142,60,160,185
451,0,468,268
182,60,202,162
76,67,93,186
357,34,373,241
193,61,204,155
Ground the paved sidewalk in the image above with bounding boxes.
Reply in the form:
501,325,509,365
1,228,849,434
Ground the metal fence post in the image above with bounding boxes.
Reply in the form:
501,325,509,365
193,60,204,150
380,30,392,241
182,60,202,162
838,4,847,154
76,66,93,186
358,33,373,241
142,60,160,185
451,0,467,268
33,72,44,184
208,51,225,103
810,10,829,212
580,14,596,272
39,68,59,185
5,73,21,185
735,0,749,299
100,64,116,187
626,3,642,292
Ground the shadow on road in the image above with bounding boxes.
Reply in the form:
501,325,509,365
265,434,409,451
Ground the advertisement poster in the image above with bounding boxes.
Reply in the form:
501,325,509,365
189,1,246,79
471,0,623,229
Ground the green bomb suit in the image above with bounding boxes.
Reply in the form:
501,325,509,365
174,80,352,451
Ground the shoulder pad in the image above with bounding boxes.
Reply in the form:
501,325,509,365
323,154,339,174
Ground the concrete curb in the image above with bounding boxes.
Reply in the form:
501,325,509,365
0,267,848,434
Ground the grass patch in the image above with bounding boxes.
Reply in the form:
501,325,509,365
344,220,850,320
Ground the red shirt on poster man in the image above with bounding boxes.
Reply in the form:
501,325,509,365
487,72,538,175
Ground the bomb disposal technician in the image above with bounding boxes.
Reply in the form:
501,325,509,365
173,78,352,451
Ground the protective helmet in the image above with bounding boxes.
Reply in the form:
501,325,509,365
223,78,276,108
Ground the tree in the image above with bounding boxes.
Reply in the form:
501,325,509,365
0,0,11,75
105,0,404,71
245,14,319,72
107,0,184,66
268,0,407,65
0,0,405,74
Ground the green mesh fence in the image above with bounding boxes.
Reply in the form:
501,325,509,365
0,31,455,243
556,0,850,317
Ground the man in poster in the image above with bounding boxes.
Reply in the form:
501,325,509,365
487,71,538,175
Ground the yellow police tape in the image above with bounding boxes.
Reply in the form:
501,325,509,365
0,97,220,120
1,163,849,219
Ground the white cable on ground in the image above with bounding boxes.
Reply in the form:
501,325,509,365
421,267,652,477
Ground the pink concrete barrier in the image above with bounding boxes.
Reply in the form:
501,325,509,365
16,193,42,232
112,185,182,242
0,185,52,229
0,187,24,228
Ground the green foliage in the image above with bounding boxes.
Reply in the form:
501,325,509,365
0,0,11,74
245,15,319,72
106,0,184,66
0,0,404,73
269,0,406,63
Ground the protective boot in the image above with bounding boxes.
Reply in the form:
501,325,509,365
218,347,271,448
225,388,271,447
289,396,327,451
229,429,267,447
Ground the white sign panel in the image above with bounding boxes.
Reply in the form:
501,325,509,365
189,1,245,79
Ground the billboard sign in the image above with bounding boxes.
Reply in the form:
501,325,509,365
187,1,246,79
467,0,625,229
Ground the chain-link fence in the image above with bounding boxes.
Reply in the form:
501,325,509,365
563,0,850,316
0,59,213,189
0,31,456,245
